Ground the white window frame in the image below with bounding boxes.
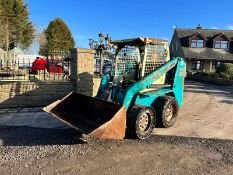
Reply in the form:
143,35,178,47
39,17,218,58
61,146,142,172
191,40,204,48
214,41,228,49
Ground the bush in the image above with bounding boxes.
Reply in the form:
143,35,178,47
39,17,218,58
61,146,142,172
216,63,233,80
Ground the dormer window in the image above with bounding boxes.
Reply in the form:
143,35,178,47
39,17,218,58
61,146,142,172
213,32,230,49
191,40,204,48
215,41,228,49
189,32,206,48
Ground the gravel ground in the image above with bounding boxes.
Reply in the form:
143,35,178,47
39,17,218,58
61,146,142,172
0,80,233,175
0,134,233,175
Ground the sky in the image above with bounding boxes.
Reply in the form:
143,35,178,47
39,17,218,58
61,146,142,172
26,0,233,53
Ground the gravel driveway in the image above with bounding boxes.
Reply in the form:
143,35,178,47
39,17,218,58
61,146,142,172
0,80,232,175
156,80,233,139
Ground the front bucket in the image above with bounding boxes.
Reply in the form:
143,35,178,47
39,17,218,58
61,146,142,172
43,92,127,139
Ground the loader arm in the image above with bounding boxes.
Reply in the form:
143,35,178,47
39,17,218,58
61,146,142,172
123,57,185,109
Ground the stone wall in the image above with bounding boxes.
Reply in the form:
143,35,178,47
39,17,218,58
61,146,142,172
93,78,101,96
0,81,74,108
0,47,101,108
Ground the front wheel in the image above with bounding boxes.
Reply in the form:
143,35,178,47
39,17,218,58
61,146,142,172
154,96,179,128
126,106,155,139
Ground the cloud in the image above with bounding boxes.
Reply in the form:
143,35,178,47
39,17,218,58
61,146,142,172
210,26,219,29
226,25,233,30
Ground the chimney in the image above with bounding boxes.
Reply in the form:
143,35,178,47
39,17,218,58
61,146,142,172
197,24,202,29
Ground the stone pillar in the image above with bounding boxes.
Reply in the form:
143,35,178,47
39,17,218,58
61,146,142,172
186,60,192,72
204,60,212,72
70,48,96,96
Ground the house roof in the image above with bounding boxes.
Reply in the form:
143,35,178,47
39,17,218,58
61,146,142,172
183,47,233,61
189,32,207,41
176,28,233,40
175,28,233,61
212,32,231,41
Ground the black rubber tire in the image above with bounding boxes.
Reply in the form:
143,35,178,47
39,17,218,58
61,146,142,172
153,96,179,128
126,105,155,139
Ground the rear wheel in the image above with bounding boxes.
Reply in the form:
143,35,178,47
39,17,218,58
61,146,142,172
126,106,155,139
154,96,178,128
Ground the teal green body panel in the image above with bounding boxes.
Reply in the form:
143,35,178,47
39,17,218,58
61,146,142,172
111,87,126,104
96,73,110,97
134,88,173,107
99,57,186,110
172,58,186,107
122,57,186,109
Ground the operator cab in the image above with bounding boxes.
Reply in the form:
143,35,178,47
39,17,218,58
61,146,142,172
102,37,171,103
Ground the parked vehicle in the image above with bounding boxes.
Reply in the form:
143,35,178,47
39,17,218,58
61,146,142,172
30,57,64,74
44,38,186,140
30,58,47,73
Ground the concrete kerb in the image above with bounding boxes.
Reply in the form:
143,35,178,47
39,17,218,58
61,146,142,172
0,107,43,114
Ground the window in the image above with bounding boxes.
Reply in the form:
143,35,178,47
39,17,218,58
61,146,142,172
191,40,204,48
215,41,228,49
212,61,221,71
192,60,204,70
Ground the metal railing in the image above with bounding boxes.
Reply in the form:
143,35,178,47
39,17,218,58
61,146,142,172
0,59,70,81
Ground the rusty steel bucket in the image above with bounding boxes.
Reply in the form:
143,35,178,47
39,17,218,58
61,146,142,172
43,92,127,139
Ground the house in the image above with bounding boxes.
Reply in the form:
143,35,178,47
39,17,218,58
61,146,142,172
170,25,233,74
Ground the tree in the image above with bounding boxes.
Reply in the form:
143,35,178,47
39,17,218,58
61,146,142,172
0,0,35,52
39,18,75,56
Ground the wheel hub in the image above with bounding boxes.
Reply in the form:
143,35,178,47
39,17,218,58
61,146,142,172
138,113,150,131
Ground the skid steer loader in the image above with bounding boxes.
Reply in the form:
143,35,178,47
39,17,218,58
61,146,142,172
44,38,186,139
